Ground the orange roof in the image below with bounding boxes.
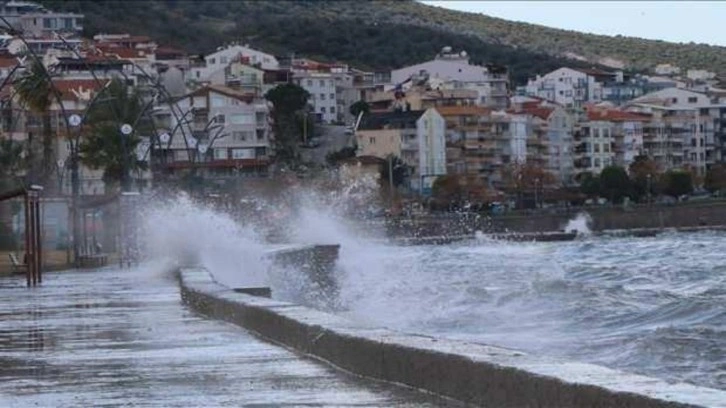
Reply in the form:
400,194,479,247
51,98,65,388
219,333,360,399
586,109,651,122
435,105,492,116
0,57,18,68
52,79,110,101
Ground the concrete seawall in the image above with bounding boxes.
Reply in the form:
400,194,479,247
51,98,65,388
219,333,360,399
178,248,726,407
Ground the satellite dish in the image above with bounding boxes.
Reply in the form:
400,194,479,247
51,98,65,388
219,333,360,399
197,143,208,154
158,132,170,143
187,137,197,148
68,114,81,127
120,123,133,135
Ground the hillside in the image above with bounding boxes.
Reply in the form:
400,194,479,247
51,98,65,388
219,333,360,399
38,1,726,83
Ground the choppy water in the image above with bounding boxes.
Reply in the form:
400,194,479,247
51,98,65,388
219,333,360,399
335,231,726,390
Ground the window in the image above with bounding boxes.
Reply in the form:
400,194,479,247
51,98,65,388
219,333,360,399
210,94,225,108
256,129,265,140
691,152,697,161
230,114,254,125
255,147,267,157
43,18,52,28
195,71,200,79
369,137,376,144
320,93,326,100
214,148,228,160
319,80,325,87
233,131,247,141
691,138,697,147
688,97,698,103
329,79,334,86
594,158,601,168
231,148,254,159
603,143,610,153
209,58,216,65
330,107,336,114
700,138,704,147
215,114,225,124
320,107,326,113
330,93,335,100
565,90,573,97
594,143,600,153
64,18,73,29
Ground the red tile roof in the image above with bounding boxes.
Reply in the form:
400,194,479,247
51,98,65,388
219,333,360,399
0,57,19,68
52,79,110,101
586,109,651,122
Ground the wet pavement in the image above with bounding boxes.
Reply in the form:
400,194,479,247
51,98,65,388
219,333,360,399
0,264,453,407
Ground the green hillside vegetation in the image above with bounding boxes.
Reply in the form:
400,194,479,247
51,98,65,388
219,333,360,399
38,1,726,83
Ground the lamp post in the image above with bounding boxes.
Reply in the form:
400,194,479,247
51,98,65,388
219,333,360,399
535,177,540,209
647,173,652,206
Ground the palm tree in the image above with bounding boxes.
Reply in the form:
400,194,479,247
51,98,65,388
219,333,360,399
79,78,149,193
13,58,54,187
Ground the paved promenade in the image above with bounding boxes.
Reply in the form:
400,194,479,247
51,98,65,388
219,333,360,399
0,264,453,407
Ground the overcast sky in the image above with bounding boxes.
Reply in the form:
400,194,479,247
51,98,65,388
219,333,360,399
421,1,726,46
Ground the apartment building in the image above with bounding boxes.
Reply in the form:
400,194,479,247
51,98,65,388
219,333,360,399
152,84,272,179
355,108,446,192
436,105,516,188
523,67,614,109
0,1,83,37
292,71,337,123
190,44,279,84
390,47,509,110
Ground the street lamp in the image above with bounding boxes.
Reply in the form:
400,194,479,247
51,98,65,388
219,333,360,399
647,173,652,206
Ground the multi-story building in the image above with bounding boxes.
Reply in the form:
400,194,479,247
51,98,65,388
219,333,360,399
436,105,515,188
189,44,279,84
355,108,446,192
389,47,509,110
292,72,336,123
523,67,612,109
0,1,83,37
626,88,716,175
152,84,272,180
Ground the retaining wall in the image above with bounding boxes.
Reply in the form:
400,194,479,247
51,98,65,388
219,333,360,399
179,251,726,407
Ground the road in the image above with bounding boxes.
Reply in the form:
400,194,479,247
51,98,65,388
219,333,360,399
300,124,354,165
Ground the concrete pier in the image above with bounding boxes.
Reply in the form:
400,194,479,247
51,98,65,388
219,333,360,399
0,266,453,407
181,264,726,408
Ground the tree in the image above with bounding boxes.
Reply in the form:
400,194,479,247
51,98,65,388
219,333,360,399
628,155,660,202
379,155,407,188
265,83,311,167
662,170,693,198
14,58,55,186
599,165,631,204
349,100,369,119
79,79,148,192
578,172,601,198
704,163,726,193
501,161,555,208
325,146,357,167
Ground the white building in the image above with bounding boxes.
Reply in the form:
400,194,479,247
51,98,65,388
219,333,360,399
153,84,272,178
416,108,447,192
0,1,83,37
190,44,279,84
293,72,337,123
524,67,614,108
390,47,509,110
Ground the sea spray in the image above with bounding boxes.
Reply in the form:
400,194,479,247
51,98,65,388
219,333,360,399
564,212,593,236
139,193,268,288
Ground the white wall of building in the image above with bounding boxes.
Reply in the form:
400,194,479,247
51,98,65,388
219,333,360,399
416,108,447,190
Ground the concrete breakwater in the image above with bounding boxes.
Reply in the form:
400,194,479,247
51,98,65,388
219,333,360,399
383,200,726,236
178,246,726,407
